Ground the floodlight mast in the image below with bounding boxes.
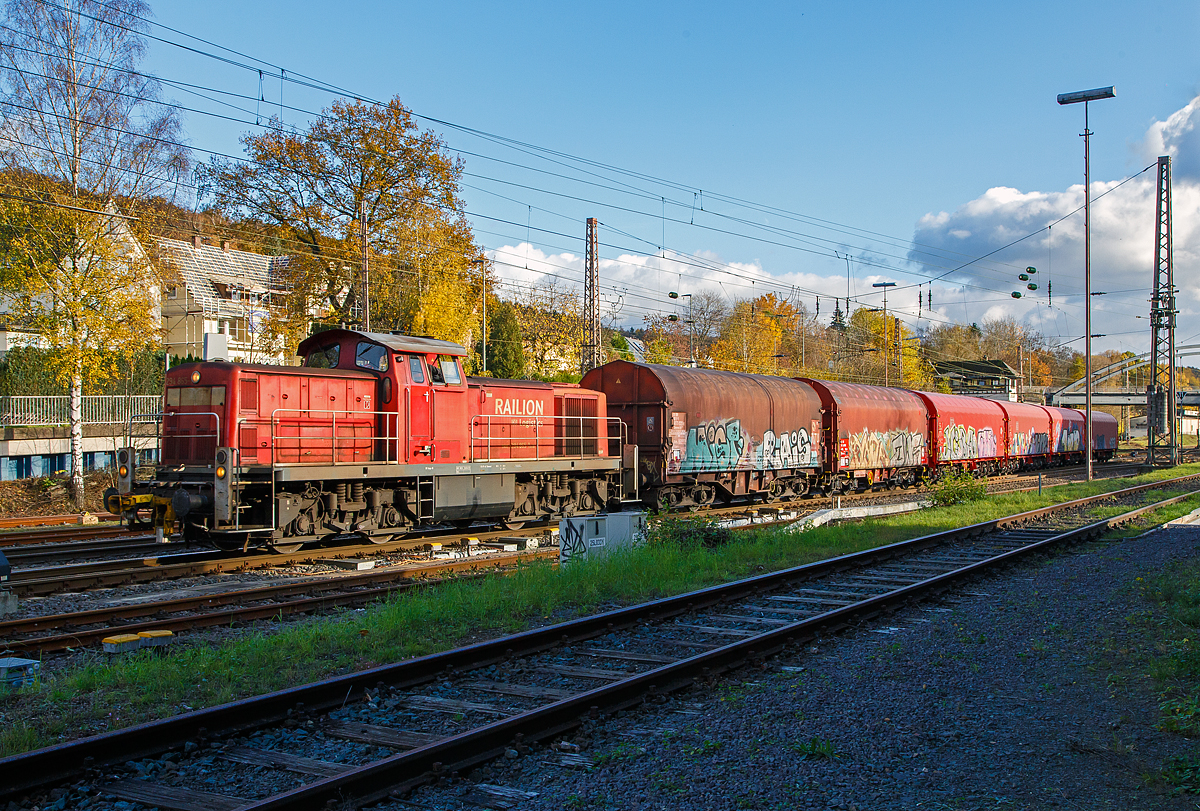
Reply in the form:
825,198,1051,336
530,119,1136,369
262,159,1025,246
1058,85,1114,482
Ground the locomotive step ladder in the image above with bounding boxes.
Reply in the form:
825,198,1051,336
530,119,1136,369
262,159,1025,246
417,475,435,521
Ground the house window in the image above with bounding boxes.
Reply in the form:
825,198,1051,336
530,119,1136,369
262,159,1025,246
167,286,178,299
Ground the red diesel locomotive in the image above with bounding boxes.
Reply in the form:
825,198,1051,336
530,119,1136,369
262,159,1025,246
110,329,628,551
109,330,1119,550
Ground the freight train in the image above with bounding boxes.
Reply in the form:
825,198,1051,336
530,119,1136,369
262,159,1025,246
107,328,1119,551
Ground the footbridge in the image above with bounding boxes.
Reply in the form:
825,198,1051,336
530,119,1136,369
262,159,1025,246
1046,344,1200,407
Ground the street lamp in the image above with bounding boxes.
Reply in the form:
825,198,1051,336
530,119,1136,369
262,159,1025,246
1058,85,1115,481
872,282,896,386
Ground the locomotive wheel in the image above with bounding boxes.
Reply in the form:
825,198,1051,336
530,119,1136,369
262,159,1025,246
368,533,394,544
502,521,526,531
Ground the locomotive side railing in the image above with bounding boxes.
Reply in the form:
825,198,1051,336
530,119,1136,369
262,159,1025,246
124,410,221,470
262,408,400,467
468,415,626,462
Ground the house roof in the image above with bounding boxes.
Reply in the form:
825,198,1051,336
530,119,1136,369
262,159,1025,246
157,237,290,318
931,359,1019,379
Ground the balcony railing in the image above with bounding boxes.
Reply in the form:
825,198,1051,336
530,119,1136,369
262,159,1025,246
0,395,162,427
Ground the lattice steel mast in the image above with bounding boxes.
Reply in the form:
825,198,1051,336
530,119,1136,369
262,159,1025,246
583,217,601,372
1148,155,1178,465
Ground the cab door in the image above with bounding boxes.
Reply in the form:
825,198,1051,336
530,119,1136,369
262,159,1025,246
404,353,433,460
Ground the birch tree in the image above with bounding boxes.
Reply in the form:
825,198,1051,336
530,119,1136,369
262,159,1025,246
0,0,188,506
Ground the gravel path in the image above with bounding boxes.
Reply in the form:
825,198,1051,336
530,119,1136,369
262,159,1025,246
388,522,1200,811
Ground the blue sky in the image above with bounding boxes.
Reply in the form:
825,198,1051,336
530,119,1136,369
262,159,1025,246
144,0,1200,354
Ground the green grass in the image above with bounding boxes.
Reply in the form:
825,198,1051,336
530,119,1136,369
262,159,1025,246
2,462,1199,758
1124,510,1200,793
788,736,840,760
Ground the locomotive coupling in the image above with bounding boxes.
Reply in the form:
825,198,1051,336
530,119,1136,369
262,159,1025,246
105,491,153,516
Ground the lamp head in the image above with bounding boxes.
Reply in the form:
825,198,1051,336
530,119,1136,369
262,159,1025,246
1057,86,1115,105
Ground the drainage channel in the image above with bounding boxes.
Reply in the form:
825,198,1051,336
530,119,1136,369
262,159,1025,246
2,475,1196,810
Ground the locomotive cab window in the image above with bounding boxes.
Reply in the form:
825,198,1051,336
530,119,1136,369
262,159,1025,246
426,357,445,385
407,355,425,383
425,355,462,386
439,355,461,385
305,344,340,368
355,342,388,372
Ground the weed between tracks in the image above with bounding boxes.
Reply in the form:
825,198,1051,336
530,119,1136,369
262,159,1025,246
1,463,1199,758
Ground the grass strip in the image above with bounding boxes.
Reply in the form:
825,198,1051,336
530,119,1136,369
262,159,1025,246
1134,514,1200,795
1,462,1198,759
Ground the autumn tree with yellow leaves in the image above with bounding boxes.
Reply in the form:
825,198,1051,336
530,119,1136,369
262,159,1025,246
0,0,189,506
201,97,484,355
708,296,787,374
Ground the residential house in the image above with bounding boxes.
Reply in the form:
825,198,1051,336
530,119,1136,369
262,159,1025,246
158,236,293,365
931,359,1020,402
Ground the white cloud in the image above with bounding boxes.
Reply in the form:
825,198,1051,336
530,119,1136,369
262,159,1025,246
907,95,1200,354
487,243,868,328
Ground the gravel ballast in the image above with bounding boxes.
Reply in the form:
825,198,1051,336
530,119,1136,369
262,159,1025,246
385,522,1200,811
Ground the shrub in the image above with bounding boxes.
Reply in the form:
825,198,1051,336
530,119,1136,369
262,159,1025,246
648,516,732,548
928,467,986,507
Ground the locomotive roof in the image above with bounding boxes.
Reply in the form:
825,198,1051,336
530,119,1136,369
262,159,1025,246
297,328,467,357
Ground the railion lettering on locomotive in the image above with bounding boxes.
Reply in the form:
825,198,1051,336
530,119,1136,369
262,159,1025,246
493,398,546,417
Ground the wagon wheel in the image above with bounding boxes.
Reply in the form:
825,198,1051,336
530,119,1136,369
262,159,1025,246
502,521,526,531
269,542,304,554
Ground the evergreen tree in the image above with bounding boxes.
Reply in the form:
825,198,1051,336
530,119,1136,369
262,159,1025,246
484,302,526,379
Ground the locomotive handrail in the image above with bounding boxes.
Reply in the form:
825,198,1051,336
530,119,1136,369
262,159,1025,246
126,410,221,466
264,407,400,468
467,414,625,462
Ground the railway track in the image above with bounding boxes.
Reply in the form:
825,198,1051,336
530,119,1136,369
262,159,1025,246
0,512,120,530
0,549,558,655
0,461,1149,595
3,473,1195,810
0,523,143,548
5,525,559,596
2,535,190,566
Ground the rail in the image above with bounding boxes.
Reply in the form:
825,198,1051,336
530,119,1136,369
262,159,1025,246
0,395,161,427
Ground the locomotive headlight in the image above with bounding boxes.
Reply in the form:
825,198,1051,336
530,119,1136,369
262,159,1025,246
216,465,227,480
191,370,201,383
118,464,129,479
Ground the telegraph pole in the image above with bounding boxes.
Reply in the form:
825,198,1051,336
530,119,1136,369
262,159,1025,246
1149,155,1178,465
583,217,601,372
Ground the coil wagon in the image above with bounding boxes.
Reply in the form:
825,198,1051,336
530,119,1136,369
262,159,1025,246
912,391,1008,475
797,379,928,492
581,361,824,508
